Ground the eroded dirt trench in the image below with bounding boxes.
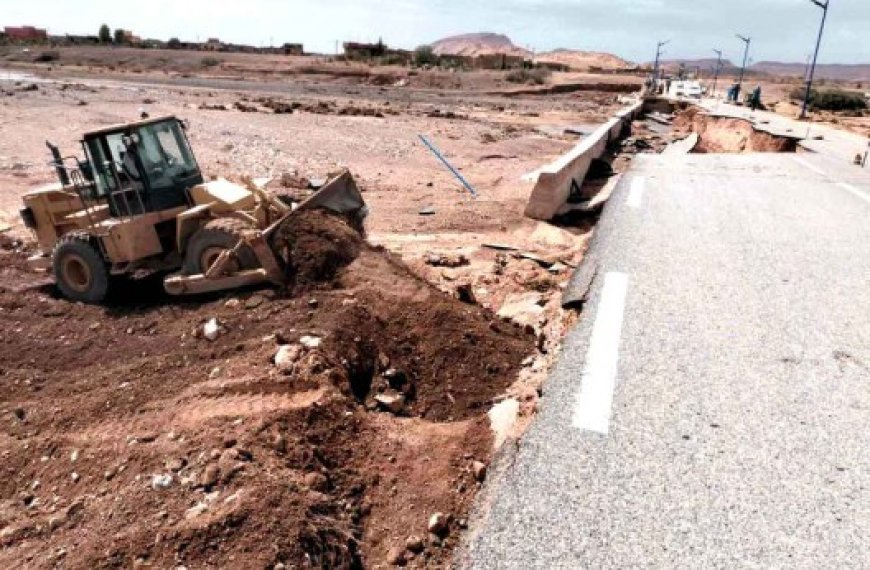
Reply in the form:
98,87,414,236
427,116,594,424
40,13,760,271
673,106,799,153
0,213,540,569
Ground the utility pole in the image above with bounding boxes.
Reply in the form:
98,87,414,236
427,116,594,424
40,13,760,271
735,34,751,102
712,49,723,96
652,40,669,94
800,0,831,120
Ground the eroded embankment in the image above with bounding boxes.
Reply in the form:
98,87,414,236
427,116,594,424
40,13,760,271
674,106,798,153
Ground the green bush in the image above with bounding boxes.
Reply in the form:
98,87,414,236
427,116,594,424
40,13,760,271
791,87,867,111
200,56,221,68
413,45,438,66
506,67,551,85
98,24,111,44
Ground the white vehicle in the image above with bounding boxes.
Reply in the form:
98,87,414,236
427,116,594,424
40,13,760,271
668,80,703,99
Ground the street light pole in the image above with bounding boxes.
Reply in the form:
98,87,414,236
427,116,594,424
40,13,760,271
736,34,751,102
712,49,723,96
652,40,669,93
800,0,831,120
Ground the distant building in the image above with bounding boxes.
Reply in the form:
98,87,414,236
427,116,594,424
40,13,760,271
474,53,526,70
344,40,386,59
121,30,141,45
282,43,303,56
204,38,223,51
437,54,473,69
3,26,48,43
537,61,570,72
48,34,100,46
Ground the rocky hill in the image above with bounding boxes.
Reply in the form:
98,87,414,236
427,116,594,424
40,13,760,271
536,49,634,71
751,61,870,82
429,33,531,57
655,58,870,83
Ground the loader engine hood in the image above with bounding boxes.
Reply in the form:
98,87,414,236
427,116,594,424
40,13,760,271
189,179,256,212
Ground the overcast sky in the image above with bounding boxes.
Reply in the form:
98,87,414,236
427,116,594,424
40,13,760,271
3,0,868,64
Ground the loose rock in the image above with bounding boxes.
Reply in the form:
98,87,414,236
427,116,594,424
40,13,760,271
375,391,406,414
428,512,451,536
386,546,406,566
151,474,173,490
203,318,220,341
200,464,220,488
299,335,322,349
405,535,425,553
472,461,487,482
274,344,304,373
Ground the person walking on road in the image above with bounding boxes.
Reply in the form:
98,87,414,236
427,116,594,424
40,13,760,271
749,85,762,110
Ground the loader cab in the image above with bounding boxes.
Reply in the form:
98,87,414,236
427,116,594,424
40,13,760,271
82,116,203,217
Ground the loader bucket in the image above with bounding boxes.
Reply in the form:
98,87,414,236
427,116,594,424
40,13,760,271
296,170,368,226
163,169,368,297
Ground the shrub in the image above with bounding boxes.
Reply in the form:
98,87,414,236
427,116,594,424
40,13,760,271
200,56,221,68
34,51,60,63
98,24,111,44
506,67,551,85
378,53,409,67
790,87,867,111
413,45,437,66
167,37,181,49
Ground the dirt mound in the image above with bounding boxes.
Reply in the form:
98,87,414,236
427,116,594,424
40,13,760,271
430,33,531,58
0,215,534,567
536,49,633,71
326,250,529,421
273,209,365,291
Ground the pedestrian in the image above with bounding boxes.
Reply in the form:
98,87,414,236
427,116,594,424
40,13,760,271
863,137,869,168
749,86,762,110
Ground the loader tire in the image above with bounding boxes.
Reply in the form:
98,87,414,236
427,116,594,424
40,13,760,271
52,233,109,304
183,218,259,276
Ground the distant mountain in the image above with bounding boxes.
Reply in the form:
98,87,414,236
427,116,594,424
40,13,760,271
751,61,870,82
536,49,634,71
652,58,870,83
656,58,738,72
430,33,531,58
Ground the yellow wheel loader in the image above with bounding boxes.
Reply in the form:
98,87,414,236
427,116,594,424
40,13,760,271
19,115,367,303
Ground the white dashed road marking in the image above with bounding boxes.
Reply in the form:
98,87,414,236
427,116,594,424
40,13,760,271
572,272,629,435
836,182,870,205
627,176,645,209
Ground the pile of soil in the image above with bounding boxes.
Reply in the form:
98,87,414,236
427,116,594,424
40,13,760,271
0,210,534,568
272,209,365,291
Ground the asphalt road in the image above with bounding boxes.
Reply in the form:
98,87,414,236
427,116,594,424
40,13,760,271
462,150,870,568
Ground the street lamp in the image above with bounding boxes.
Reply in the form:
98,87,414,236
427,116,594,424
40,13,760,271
652,40,669,92
800,0,831,120
735,34,751,102
712,49,724,96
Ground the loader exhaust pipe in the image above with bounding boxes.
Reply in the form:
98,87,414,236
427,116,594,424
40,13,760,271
46,141,70,186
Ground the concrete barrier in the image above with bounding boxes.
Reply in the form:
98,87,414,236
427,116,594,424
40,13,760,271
524,99,644,220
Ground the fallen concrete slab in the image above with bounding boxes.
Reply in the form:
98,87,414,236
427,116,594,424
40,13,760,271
662,133,699,155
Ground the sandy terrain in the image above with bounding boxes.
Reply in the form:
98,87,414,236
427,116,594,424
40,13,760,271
0,50,661,568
